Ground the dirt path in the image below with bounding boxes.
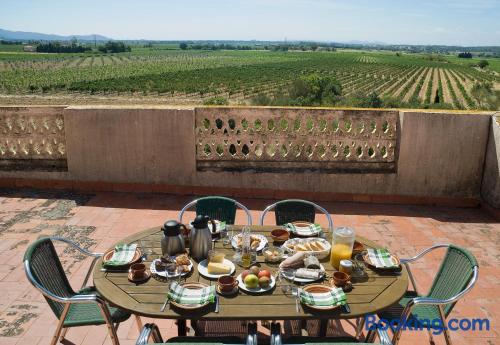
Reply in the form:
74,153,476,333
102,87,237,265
418,68,433,101
438,69,453,105
403,68,428,102
443,69,466,109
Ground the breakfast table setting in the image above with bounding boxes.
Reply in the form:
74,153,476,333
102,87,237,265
93,215,408,336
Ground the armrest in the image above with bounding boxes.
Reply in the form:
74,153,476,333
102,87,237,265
400,244,449,264
136,323,164,345
50,236,103,257
400,244,449,294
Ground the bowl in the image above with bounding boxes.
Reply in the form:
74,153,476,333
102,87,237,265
331,271,349,287
263,247,284,263
271,229,290,243
282,237,331,260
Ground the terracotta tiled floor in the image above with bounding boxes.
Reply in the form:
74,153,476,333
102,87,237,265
0,189,498,345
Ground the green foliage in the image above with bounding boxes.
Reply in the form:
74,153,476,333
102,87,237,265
98,41,131,53
36,41,90,53
179,43,188,50
203,96,229,105
471,82,499,110
477,60,489,69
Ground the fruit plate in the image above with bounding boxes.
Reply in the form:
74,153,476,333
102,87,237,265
300,284,343,311
281,265,326,283
102,248,142,269
197,259,236,279
150,259,193,278
231,233,268,252
237,273,275,294
190,219,225,235
169,282,213,310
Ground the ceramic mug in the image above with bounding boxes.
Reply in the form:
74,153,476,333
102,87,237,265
130,263,146,279
332,271,349,287
217,275,238,292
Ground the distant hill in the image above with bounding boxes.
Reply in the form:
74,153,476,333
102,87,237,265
0,28,110,41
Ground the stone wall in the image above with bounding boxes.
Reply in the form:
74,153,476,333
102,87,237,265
482,116,500,208
0,105,496,206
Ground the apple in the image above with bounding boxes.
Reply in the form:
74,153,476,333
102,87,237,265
241,270,251,280
258,276,270,288
244,274,259,289
258,269,271,279
250,265,260,276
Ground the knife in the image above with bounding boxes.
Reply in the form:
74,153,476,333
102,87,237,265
343,302,351,313
160,295,170,312
215,295,219,313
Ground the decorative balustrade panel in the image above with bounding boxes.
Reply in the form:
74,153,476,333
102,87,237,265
0,107,67,169
195,108,398,172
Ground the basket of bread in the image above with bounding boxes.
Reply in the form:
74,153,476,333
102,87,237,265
282,237,331,260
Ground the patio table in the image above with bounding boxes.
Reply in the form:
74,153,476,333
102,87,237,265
93,225,408,336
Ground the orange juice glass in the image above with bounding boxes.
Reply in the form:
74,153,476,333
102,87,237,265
330,227,355,269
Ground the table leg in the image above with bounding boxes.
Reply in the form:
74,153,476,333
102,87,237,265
319,319,328,337
177,320,187,336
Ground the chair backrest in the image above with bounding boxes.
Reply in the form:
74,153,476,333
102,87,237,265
24,237,75,318
428,245,478,316
179,196,252,225
260,199,333,230
196,196,237,224
275,200,316,225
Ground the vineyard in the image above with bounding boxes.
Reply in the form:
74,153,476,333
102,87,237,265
0,48,498,109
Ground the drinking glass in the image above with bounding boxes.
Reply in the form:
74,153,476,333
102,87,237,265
222,225,233,247
279,269,296,294
139,240,153,261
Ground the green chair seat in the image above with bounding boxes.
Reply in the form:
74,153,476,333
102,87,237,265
64,288,130,327
377,291,441,328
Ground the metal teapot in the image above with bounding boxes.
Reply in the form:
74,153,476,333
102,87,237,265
189,215,216,261
160,220,186,256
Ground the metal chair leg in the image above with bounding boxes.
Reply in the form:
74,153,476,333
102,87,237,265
135,315,143,332
439,306,453,345
51,304,70,345
59,327,69,342
98,302,120,345
355,317,366,339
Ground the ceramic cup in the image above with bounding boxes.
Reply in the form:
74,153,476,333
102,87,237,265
217,275,238,292
130,263,146,280
332,271,349,287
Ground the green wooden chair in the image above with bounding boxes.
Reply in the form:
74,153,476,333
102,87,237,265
179,196,252,225
365,244,479,345
259,199,333,231
24,237,132,345
135,322,258,345
270,321,392,344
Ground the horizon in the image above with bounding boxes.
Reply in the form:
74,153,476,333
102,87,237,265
1,0,499,46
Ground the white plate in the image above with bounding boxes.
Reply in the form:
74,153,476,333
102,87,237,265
231,233,268,252
281,265,326,283
237,273,276,293
190,220,225,235
282,237,331,260
150,259,193,278
197,258,236,279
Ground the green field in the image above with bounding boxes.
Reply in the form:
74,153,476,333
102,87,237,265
0,46,498,109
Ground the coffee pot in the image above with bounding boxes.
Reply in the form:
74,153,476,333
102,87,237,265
189,215,215,260
160,220,186,256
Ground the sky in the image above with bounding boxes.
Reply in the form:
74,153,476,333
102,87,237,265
1,0,499,46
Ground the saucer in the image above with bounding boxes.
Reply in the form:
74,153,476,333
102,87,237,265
216,284,238,296
128,270,151,284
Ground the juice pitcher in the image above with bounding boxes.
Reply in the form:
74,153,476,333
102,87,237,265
330,227,355,269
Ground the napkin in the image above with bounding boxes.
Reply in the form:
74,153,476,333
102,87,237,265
367,248,398,268
103,243,137,267
299,287,346,307
285,223,322,236
168,282,216,305
295,268,323,280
